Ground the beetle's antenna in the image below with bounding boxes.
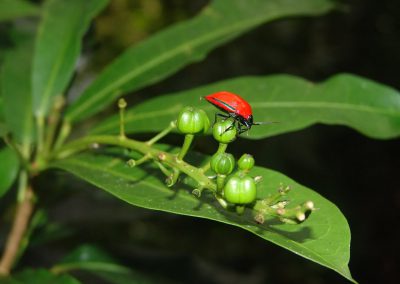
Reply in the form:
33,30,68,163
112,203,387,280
253,121,280,125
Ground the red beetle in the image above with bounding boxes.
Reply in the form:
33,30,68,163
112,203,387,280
205,91,258,134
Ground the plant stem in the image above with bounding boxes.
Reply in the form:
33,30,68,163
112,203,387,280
118,99,127,139
216,175,226,194
216,143,228,154
35,115,45,157
55,135,216,191
53,120,71,152
146,121,176,145
17,171,28,203
167,133,193,186
0,186,34,276
178,134,194,160
43,96,65,157
4,135,30,171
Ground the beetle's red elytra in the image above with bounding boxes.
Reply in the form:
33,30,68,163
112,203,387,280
205,91,258,134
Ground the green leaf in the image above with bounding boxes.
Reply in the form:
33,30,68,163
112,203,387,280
0,97,7,137
32,0,109,118
1,269,80,284
64,0,335,123
54,244,131,274
92,74,400,140
52,152,356,283
0,0,39,22
0,147,19,197
1,31,34,146
52,244,156,284
0,96,3,117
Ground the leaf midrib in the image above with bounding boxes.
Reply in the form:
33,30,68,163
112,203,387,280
67,9,288,120
254,101,400,116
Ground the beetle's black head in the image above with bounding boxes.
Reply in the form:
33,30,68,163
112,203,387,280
245,115,254,128
237,115,253,131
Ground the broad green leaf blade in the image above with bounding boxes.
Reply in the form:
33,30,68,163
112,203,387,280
1,32,34,146
0,0,39,22
0,147,19,197
52,152,355,283
2,269,81,284
53,245,156,284
92,74,400,140
64,0,335,123
32,0,109,118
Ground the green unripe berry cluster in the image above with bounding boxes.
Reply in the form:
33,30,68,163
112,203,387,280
175,106,260,212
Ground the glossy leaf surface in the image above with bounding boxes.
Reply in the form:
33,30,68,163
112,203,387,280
0,0,38,22
92,74,400,140
52,152,355,282
65,0,335,122
32,0,108,117
0,147,19,197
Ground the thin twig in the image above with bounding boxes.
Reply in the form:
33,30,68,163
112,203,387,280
0,187,34,276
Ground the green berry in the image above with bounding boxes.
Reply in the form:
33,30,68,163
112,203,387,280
210,153,235,175
238,154,255,171
223,175,257,205
212,119,237,143
177,107,210,134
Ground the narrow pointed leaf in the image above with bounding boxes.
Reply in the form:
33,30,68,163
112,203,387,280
52,152,355,283
53,245,156,284
0,0,39,22
54,245,131,274
1,32,34,145
3,269,81,284
92,74,400,140
0,147,19,197
32,0,109,118
65,0,335,123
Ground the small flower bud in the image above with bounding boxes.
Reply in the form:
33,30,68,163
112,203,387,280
304,201,315,210
118,98,127,109
223,175,257,205
212,119,237,143
210,152,235,175
165,175,174,187
238,154,255,172
192,188,203,197
127,159,136,167
177,107,210,134
254,213,265,224
253,176,263,184
296,211,306,222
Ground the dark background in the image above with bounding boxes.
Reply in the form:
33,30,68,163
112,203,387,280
2,0,400,283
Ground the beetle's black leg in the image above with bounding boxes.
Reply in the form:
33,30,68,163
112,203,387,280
220,113,236,134
225,121,236,132
216,113,229,121
238,123,249,135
